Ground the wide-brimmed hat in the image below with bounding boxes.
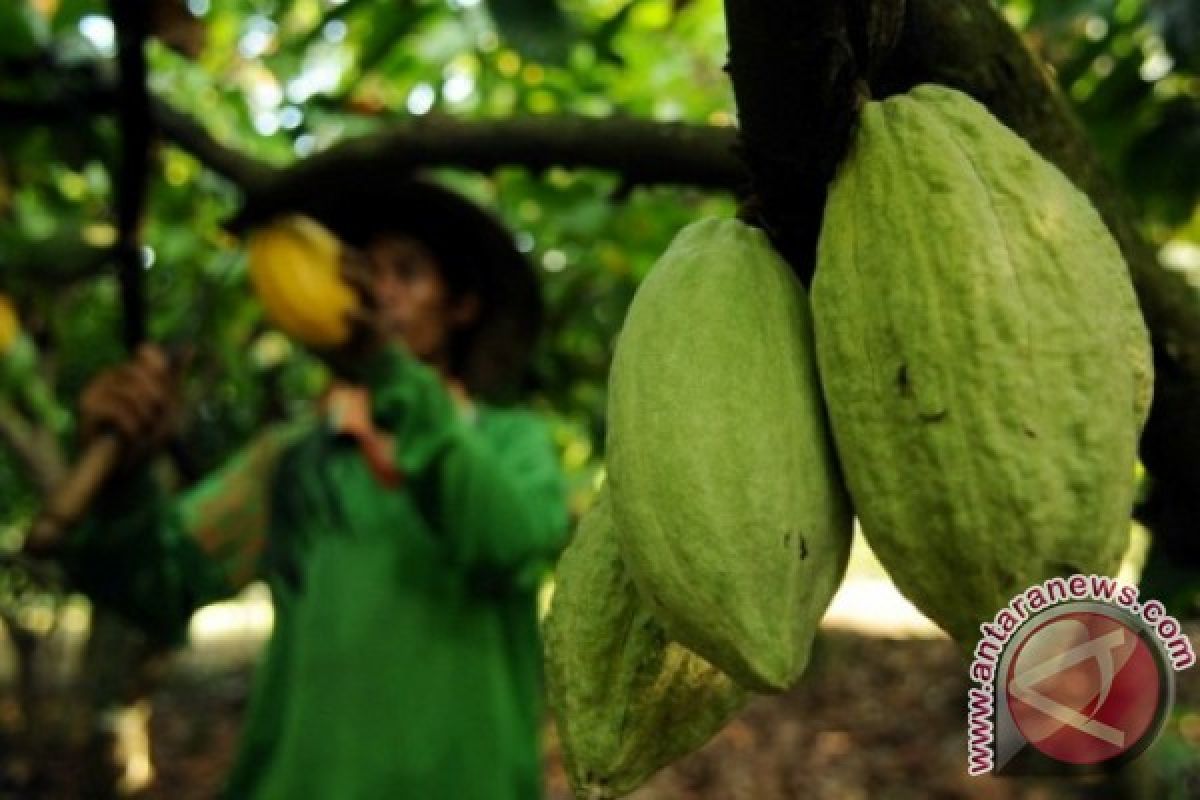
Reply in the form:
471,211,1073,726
231,170,542,401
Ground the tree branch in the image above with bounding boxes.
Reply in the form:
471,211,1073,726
230,112,745,227
722,0,907,283
150,99,278,193
10,92,743,204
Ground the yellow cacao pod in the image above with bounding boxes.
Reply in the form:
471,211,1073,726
544,488,746,799
0,294,19,355
607,217,853,692
246,214,358,349
812,85,1154,648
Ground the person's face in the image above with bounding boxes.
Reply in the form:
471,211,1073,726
364,234,479,367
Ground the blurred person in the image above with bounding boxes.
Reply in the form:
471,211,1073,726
61,178,570,799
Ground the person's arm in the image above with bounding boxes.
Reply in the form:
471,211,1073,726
60,421,310,646
360,344,569,590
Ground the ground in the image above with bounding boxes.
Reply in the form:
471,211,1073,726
8,626,1194,800
4,533,1197,799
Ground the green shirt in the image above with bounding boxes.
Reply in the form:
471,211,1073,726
62,345,570,800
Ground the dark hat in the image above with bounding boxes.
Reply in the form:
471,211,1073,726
231,170,542,401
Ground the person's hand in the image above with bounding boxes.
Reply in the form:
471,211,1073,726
312,245,391,383
78,343,186,471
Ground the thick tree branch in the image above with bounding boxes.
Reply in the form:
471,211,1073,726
231,112,744,226
722,0,854,282
148,101,746,225
8,92,744,197
150,99,278,193
722,0,905,282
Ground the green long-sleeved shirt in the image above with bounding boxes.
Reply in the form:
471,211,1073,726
62,344,570,800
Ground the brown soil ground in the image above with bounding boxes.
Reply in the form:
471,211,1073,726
10,627,1194,800
4,627,1197,799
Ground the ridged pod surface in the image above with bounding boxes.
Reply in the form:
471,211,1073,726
607,218,853,692
246,214,358,349
543,488,746,799
812,85,1153,647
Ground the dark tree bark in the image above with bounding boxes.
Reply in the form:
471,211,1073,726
722,0,905,284
151,100,277,194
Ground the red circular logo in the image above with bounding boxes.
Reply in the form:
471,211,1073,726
1005,612,1161,765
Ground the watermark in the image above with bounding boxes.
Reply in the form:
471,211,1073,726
966,574,1194,776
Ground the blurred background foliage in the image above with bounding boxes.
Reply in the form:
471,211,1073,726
0,0,1197,557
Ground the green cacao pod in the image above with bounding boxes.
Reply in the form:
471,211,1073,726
544,488,747,799
607,217,853,692
812,85,1154,648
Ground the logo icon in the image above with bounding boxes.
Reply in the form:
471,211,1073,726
966,575,1193,776
1004,610,1163,766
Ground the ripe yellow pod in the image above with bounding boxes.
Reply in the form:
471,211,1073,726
246,214,359,349
0,294,20,356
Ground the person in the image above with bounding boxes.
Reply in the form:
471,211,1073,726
60,178,571,799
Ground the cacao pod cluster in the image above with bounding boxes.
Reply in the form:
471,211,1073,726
545,84,1152,798
546,217,853,797
245,214,359,350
